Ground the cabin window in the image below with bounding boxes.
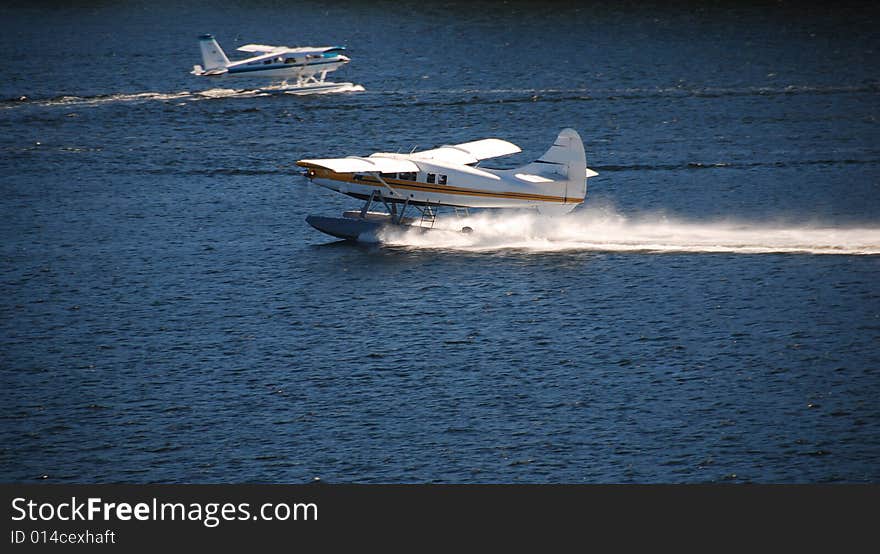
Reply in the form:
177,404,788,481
427,173,436,184
399,172,416,181
263,59,272,65
284,58,296,64
438,174,448,185
382,172,397,179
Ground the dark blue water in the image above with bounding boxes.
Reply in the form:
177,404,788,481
1,2,879,483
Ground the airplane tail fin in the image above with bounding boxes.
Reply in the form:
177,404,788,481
198,34,230,71
520,128,597,214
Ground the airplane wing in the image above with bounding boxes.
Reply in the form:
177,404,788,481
412,138,522,165
237,44,345,56
297,157,420,174
237,43,288,54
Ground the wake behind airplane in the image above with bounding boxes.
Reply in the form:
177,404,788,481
296,128,599,241
191,34,354,92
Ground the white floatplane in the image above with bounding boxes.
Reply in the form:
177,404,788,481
296,128,599,240
191,34,357,93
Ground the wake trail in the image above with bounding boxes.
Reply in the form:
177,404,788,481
3,84,365,109
377,207,880,255
5,82,871,110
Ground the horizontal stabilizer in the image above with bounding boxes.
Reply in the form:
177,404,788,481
297,156,420,174
191,65,228,76
413,138,522,165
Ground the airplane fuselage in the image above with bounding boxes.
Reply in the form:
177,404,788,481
304,163,585,209
223,56,348,80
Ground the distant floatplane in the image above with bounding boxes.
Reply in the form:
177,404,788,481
297,128,599,241
191,34,361,94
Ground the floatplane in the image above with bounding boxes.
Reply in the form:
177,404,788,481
191,34,359,94
296,128,599,241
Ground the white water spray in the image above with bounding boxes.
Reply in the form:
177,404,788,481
377,206,880,255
